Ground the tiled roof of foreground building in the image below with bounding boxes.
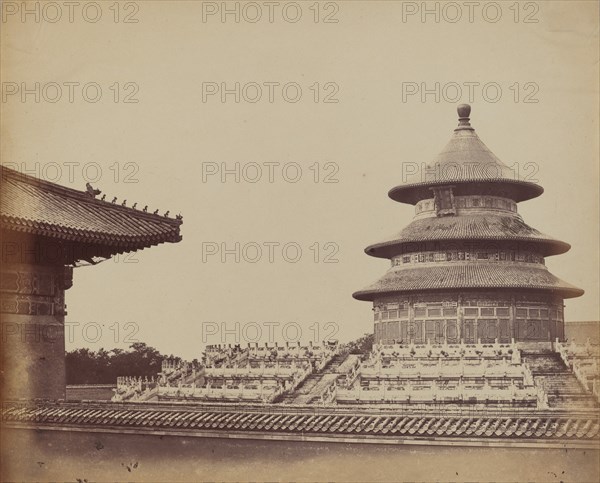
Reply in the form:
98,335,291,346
0,166,182,254
353,264,584,301
2,402,598,445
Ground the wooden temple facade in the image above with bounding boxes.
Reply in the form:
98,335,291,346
353,105,584,346
0,166,182,400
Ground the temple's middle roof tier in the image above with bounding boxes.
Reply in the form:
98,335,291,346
365,214,570,259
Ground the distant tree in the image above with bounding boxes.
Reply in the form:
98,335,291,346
65,343,168,384
66,348,98,384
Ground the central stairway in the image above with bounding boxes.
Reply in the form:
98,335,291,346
278,374,321,404
278,353,352,404
522,351,598,409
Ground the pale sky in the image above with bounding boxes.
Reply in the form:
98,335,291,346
2,1,598,360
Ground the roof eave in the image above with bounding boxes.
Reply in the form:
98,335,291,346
388,179,544,205
353,286,585,302
364,237,571,259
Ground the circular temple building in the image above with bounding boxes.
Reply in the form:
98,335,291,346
353,105,584,347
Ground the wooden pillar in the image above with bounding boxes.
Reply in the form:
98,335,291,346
408,295,414,343
457,294,463,342
510,294,517,341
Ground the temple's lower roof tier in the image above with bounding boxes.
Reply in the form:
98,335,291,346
366,214,569,259
352,264,584,301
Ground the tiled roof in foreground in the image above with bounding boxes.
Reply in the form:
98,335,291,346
2,402,599,445
353,264,585,301
0,166,182,251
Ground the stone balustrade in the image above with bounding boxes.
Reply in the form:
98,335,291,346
205,361,311,378
205,341,339,366
158,382,284,403
373,339,519,362
359,358,530,380
113,376,157,402
336,382,545,406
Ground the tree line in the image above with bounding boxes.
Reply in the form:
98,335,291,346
65,342,169,384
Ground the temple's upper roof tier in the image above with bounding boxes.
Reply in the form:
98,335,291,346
365,214,570,259
352,264,584,301
388,105,543,205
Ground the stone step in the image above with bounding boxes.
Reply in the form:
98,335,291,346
548,396,600,409
536,374,586,390
522,353,567,373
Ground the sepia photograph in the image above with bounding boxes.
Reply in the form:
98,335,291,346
1,1,599,482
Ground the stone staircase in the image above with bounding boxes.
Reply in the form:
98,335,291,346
522,351,598,409
522,352,565,372
296,374,339,405
325,353,349,373
278,374,321,404
278,353,351,404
